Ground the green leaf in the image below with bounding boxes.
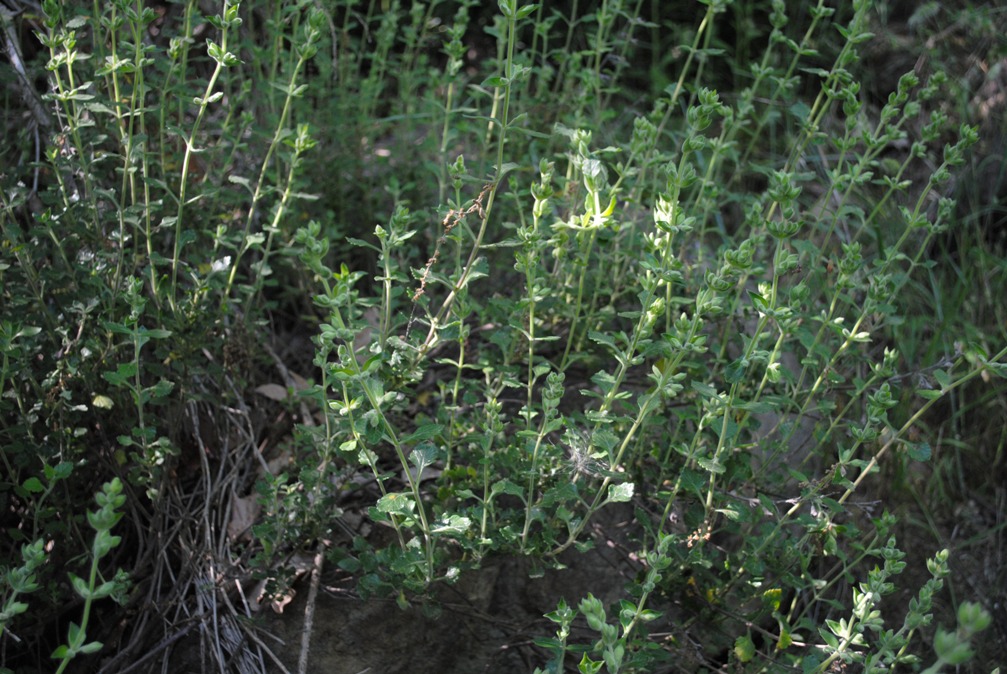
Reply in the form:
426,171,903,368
92,580,117,599
149,379,174,398
748,290,770,313
402,424,443,445
541,482,579,506
691,381,718,398
409,442,440,471
789,101,811,121
515,4,539,20
70,574,90,599
3,600,29,619
716,505,744,521
53,462,73,480
801,654,823,674
983,361,1007,378
544,597,573,623
91,394,114,410
66,620,84,647
491,480,525,498
734,634,756,662
679,468,706,496
841,327,871,343
607,482,634,503
725,357,749,383
495,161,519,180
696,456,725,474
762,588,782,610
228,174,252,191
431,514,471,535
907,441,931,462
375,492,415,515
533,636,564,650
818,627,839,649
777,625,793,650
735,400,777,413
346,237,380,252
103,363,137,387
578,653,604,674
91,529,122,557
637,608,662,623
824,617,844,637
22,477,44,493
337,557,361,573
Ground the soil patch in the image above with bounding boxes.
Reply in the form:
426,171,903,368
171,507,654,673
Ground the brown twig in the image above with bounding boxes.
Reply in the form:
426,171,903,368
405,183,494,341
297,542,327,674
104,620,199,674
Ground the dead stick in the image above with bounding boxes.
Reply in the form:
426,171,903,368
297,542,326,674
221,577,292,674
107,621,197,674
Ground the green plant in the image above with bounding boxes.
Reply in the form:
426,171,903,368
1,0,330,667
0,540,46,642
263,0,1007,670
923,600,993,674
51,479,129,673
3,0,1005,671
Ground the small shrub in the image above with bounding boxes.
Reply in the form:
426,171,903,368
2,0,1004,672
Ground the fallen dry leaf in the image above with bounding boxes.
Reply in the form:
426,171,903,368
254,383,289,401
227,494,260,541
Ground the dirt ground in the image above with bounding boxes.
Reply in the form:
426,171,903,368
237,493,1006,674
167,462,1006,674
258,548,630,673
166,505,672,674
